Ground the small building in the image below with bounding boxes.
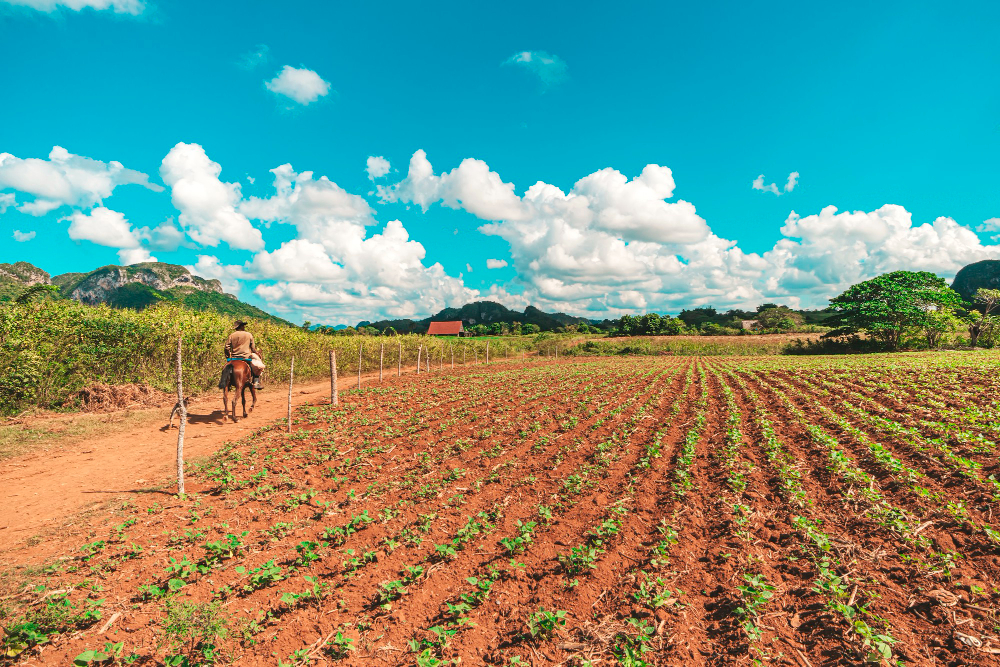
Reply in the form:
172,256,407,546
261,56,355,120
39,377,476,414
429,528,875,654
427,321,465,336
740,319,758,330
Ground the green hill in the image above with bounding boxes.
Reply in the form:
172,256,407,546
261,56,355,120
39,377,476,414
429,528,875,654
0,261,293,326
952,259,1000,303
363,300,593,333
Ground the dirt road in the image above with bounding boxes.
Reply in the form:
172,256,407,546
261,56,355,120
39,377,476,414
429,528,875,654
0,377,336,557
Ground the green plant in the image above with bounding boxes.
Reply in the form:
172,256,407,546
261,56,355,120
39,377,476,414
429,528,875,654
527,608,567,639
160,600,229,666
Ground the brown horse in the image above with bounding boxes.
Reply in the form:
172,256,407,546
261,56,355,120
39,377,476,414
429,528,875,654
218,360,257,422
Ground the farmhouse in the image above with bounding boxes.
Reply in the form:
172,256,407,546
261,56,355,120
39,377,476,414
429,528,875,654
427,321,465,336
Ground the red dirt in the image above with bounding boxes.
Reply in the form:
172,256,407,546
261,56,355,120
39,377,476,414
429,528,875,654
2,357,1000,666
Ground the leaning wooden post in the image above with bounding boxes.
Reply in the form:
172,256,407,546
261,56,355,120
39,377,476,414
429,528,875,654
287,356,294,433
358,342,363,390
175,336,186,496
398,341,402,376
416,345,422,374
426,348,430,372
486,341,490,365
379,342,384,382
451,343,454,369
330,350,338,405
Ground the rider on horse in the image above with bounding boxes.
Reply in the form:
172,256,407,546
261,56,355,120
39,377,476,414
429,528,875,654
225,320,263,389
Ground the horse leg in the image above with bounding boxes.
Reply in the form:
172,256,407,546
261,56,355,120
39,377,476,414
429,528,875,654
241,384,248,418
248,383,257,415
222,387,230,423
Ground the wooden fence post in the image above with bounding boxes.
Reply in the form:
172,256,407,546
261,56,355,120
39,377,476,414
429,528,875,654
330,350,338,405
358,342,363,389
398,341,402,376
474,348,478,364
463,346,466,365
417,345,422,374
175,336,186,496
486,341,490,365
287,356,294,433
380,342,384,382
426,348,430,372
451,343,454,369
440,348,443,369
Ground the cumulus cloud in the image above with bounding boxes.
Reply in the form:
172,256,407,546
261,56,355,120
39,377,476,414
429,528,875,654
160,142,263,251
186,255,244,295
486,259,508,269
238,163,477,322
503,50,568,90
0,146,162,215
0,192,15,212
265,66,331,105
12,230,35,242
378,150,529,221
1,0,144,14
366,156,390,180
380,151,1000,313
118,247,157,265
64,206,140,248
752,171,799,196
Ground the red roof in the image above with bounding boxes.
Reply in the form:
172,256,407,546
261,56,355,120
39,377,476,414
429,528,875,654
427,321,464,335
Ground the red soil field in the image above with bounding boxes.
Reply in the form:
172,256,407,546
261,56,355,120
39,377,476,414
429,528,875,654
2,354,1000,666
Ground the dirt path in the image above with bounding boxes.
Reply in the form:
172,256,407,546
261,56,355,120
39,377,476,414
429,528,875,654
0,377,338,554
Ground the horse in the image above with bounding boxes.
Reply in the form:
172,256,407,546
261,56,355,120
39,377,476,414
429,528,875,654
218,359,257,422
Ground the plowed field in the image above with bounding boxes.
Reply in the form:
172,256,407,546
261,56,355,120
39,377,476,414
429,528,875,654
3,354,1000,666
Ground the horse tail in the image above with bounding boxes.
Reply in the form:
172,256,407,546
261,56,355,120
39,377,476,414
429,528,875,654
218,363,233,390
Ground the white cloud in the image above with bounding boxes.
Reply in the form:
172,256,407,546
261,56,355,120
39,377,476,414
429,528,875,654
186,255,244,295
753,171,799,196
136,217,185,251
118,247,156,265
2,0,144,14
0,192,15,212
366,156,390,180
265,66,331,105
160,142,263,251
378,149,529,221
380,152,1000,314
976,217,1000,241
64,206,140,248
503,50,568,89
0,146,162,214
238,163,478,322
12,230,34,242
466,263,473,272
486,259,508,269
18,199,62,216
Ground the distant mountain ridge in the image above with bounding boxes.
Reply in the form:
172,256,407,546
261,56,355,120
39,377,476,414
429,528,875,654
361,300,595,333
0,261,293,326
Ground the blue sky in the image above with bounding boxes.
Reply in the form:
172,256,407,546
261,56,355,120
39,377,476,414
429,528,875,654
2,0,999,324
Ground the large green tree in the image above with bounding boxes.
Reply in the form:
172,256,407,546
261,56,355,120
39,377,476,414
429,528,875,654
828,271,962,349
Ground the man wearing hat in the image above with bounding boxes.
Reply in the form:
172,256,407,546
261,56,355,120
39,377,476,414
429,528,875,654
225,320,263,389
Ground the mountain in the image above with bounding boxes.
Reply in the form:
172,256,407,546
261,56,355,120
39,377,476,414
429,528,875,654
952,260,1000,303
362,300,595,333
0,261,293,326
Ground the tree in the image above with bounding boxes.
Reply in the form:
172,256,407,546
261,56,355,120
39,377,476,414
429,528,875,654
923,308,960,348
828,271,962,349
965,288,1000,348
755,306,803,332
522,323,541,334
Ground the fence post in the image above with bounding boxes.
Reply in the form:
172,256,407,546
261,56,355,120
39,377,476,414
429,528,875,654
398,341,402,376
451,343,454,369
380,342,384,382
426,348,430,372
440,348,443,369
358,342,363,389
486,341,490,365
474,348,478,364
330,350,338,405
175,336,186,496
287,356,294,433
417,345,422,374
463,346,466,365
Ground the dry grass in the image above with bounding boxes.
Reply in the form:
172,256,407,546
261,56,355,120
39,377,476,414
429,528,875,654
0,408,161,461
